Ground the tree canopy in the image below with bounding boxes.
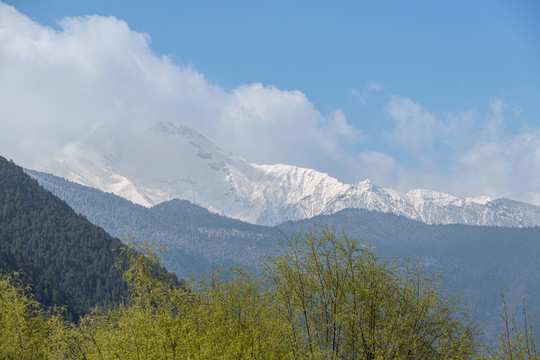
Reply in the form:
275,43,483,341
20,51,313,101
262,226,479,359
1,226,508,359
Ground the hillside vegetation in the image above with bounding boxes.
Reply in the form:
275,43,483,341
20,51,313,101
0,227,537,359
29,169,540,339
0,157,537,358
0,156,179,319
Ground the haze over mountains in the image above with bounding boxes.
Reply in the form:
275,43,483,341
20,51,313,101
27,165,540,340
33,121,540,227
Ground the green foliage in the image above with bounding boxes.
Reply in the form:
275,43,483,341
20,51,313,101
1,202,534,359
62,241,189,359
64,228,480,359
3,227,478,358
263,226,480,359
62,242,292,359
190,267,294,359
481,293,538,360
0,274,67,359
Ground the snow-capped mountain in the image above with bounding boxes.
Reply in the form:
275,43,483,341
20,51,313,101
34,121,540,227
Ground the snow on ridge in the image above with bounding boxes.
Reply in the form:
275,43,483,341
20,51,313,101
33,121,540,227
406,189,462,207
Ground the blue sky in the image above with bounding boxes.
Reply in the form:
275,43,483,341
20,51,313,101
1,1,540,203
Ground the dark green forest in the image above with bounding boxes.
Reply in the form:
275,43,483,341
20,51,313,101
0,156,179,319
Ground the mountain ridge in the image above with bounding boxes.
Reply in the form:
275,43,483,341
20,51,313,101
31,121,540,227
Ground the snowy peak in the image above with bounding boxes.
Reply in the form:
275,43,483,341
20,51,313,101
355,178,376,191
252,163,348,203
33,121,540,228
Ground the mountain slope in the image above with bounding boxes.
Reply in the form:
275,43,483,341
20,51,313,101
32,121,540,227
0,156,134,317
0,240,81,320
27,169,280,279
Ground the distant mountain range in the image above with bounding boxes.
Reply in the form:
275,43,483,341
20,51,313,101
32,121,540,227
5,132,540,342
27,169,279,279
27,167,540,341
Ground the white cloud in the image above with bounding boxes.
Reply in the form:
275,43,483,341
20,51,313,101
451,131,540,202
385,96,439,153
367,81,382,91
382,95,540,204
351,80,382,105
385,96,481,155
357,151,399,185
327,110,363,142
0,2,361,176
484,98,505,137
351,90,366,105
2,2,540,205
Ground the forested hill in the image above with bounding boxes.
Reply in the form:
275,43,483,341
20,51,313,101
0,156,136,318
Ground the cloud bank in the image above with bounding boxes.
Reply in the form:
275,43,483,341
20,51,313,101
0,2,359,176
383,96,540,204
1,2,539,205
